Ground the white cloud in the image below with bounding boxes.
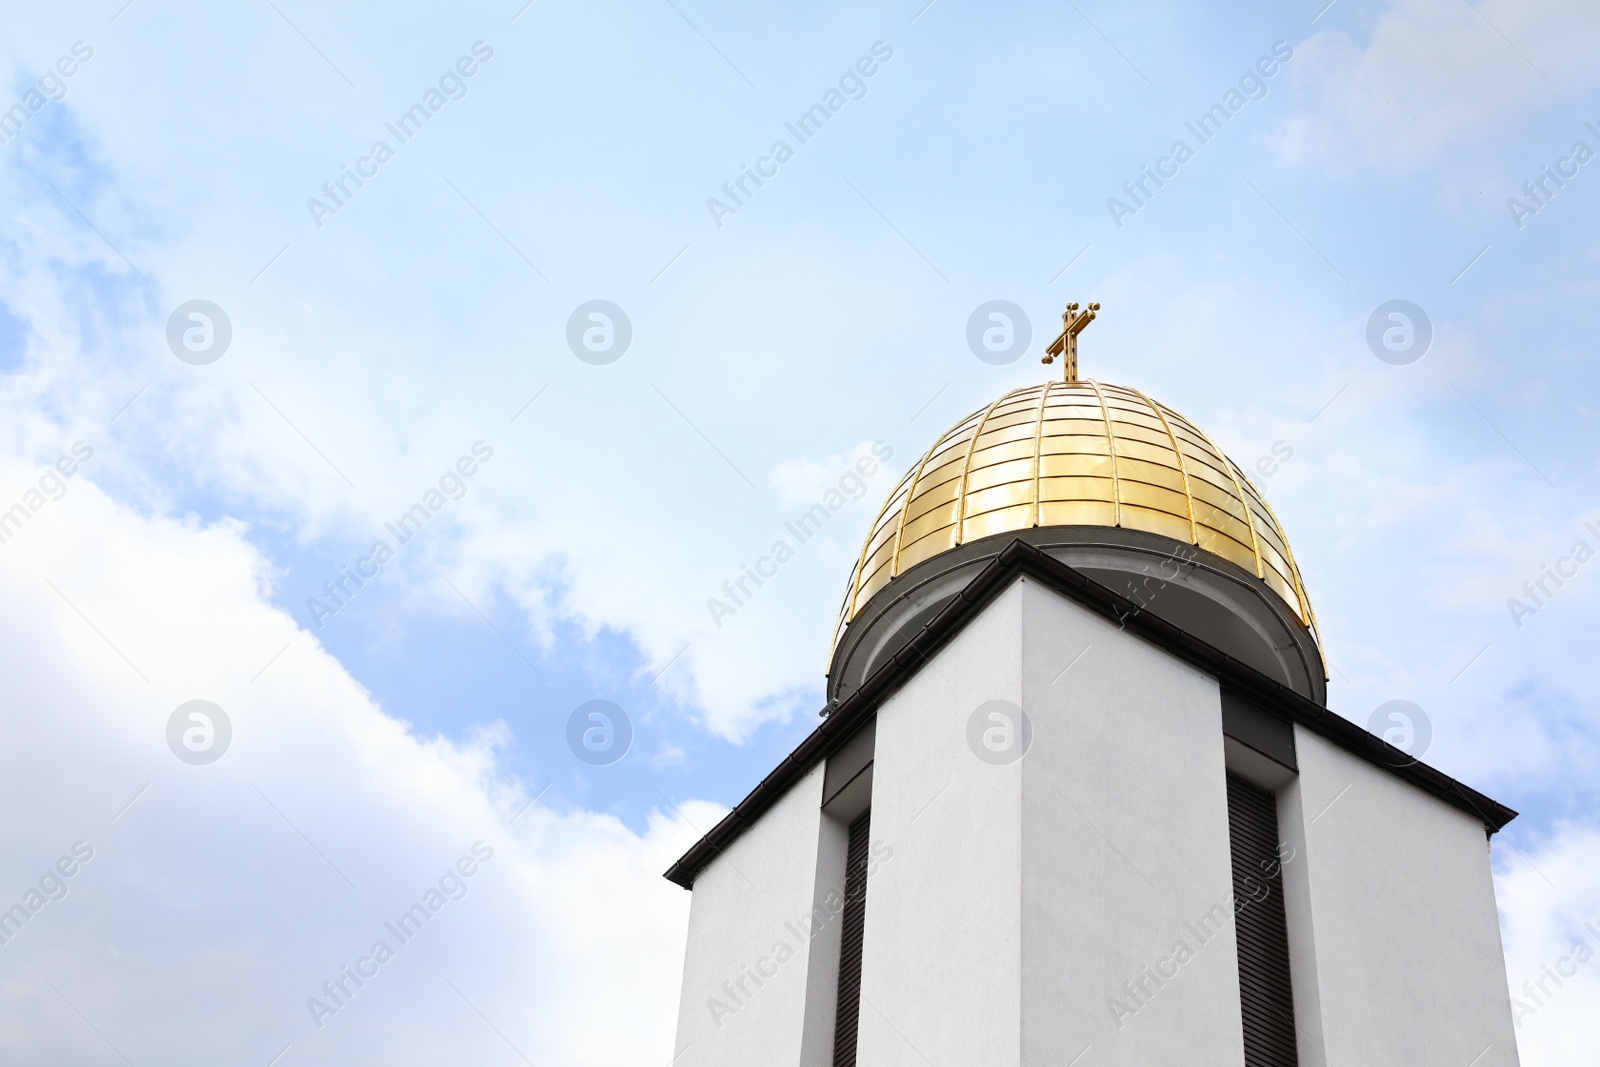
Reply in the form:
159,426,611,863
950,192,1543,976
768,438,899,511
1278,0,1600,168
0,465,703,1065
1497,824,1600,1063
0,0,942,746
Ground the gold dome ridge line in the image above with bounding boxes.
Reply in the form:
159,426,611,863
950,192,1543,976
1031,381,1053,528
1188,416,1265,581
956,393,1010,546
844,467,907,624
1133,386,1199,545
1085,378,1121,529
1245,475,1319,647
887,432,943,579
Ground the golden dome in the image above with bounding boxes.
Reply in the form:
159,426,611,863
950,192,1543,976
836,379,1317,643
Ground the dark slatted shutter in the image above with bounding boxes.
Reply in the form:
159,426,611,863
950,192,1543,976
832,809,871,1067
1227,774,1299,1067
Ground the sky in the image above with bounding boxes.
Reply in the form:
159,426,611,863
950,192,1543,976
0,0,1597,1062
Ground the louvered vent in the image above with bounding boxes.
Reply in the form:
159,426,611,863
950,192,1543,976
1227,775,1299,1066
831,810,871,1067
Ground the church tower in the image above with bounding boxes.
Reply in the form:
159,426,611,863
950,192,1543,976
665,305,1521,1066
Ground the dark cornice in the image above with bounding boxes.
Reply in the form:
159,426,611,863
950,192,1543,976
664,539,1517,889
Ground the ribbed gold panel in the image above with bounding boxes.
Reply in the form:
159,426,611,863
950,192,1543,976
834,381,1316,650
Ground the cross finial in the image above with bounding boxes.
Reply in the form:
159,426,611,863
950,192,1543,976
1042,301,1100,382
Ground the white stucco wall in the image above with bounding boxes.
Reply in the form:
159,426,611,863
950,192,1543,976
1017,577,1247,1065
854,579,1026,1066
671,762,832,1067
670,572,1520,1067
798,810,849,1067
1276,772,1328,1064
1282,729,1520,1066
855,577,1248,1064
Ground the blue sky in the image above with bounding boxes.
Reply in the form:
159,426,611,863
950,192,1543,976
2,0,1599,1062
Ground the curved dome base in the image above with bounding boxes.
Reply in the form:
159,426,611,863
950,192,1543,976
827,526,1327,707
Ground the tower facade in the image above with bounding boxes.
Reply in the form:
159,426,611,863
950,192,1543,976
665,321,1521,1066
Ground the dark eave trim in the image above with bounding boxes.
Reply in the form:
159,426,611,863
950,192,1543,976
663,539,1517,889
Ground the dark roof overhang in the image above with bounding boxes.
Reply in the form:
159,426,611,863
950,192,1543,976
664,538,1517,889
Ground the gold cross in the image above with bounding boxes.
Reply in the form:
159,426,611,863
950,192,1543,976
1042,301,1100,382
